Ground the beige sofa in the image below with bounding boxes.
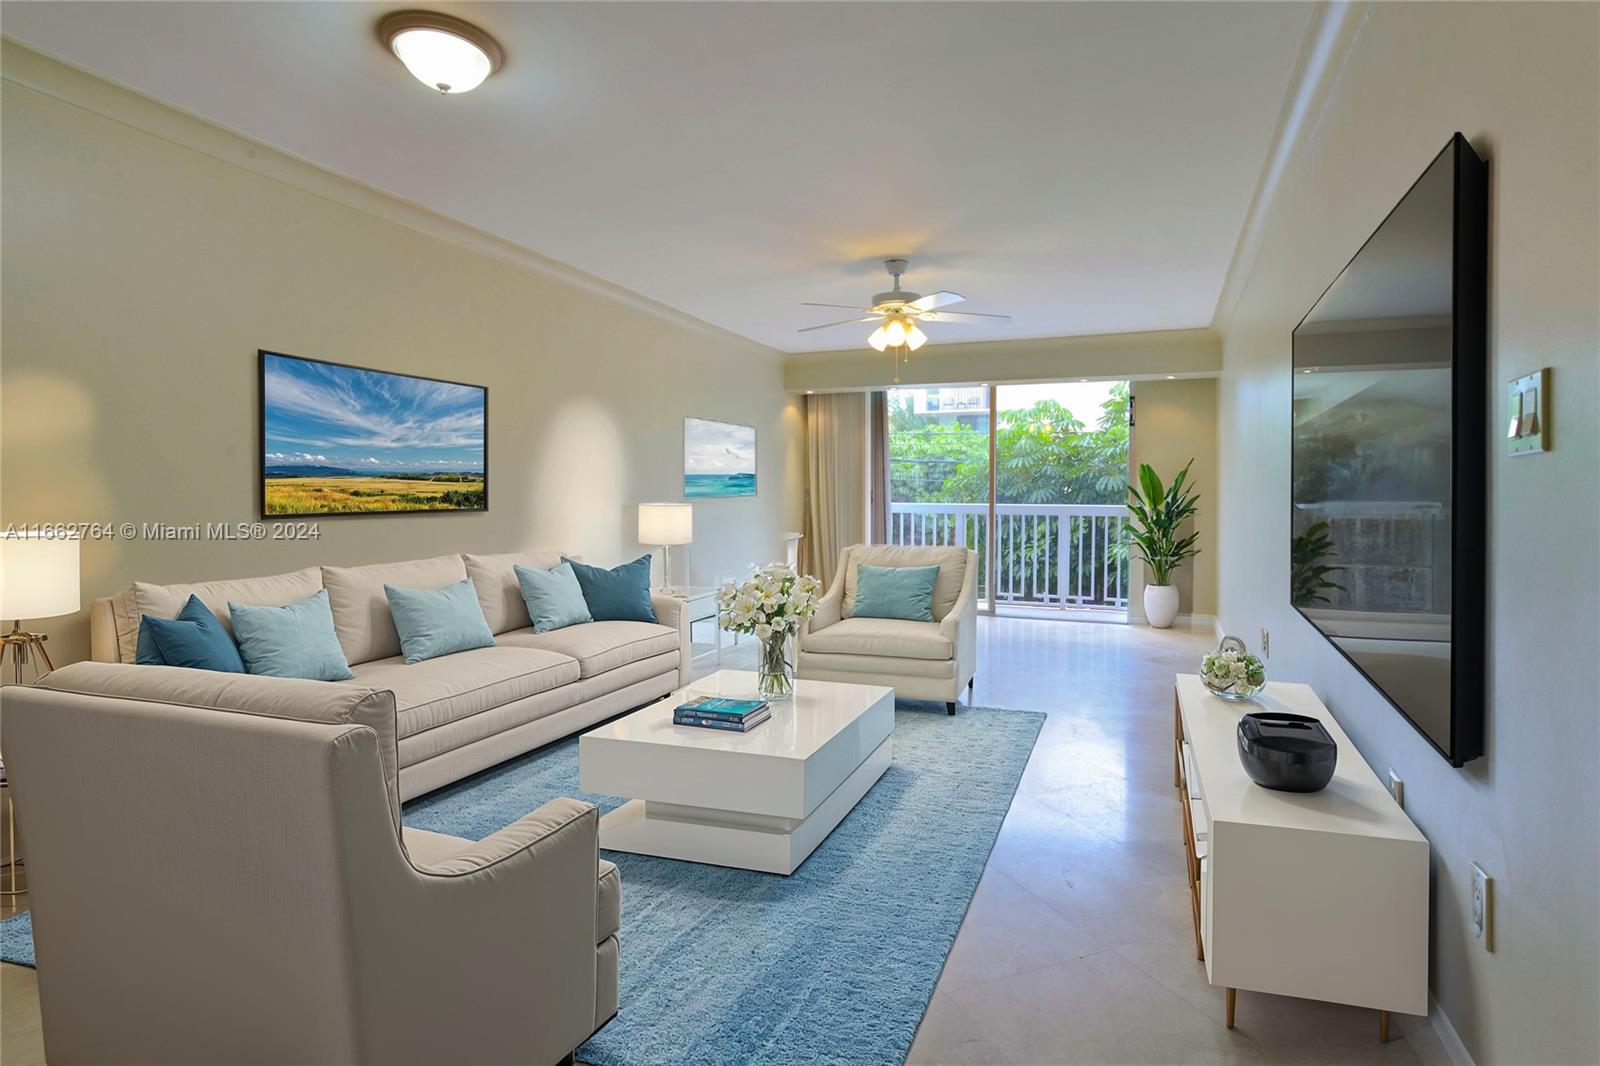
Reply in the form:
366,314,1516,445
89,549,688,799
8,664,616,1065
797,544,978,713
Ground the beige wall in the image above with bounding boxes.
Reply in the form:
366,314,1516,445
784,328,1219,392
1128,378,1218,621
0,45,805,667
1214,4,1598,1063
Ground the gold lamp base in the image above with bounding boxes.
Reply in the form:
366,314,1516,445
1,623,54,685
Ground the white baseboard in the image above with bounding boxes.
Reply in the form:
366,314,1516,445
1429,994,1475,1066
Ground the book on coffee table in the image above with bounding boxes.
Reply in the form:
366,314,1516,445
674,696,771,731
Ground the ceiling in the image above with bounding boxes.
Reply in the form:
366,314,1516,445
3,2,1313,352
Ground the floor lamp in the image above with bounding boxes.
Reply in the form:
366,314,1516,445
1,531,80,684
0,531,79,899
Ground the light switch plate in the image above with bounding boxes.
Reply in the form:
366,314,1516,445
1507,369,1550,456
1471,863,1494,950
1387,768,1404,809
1260,628,1270,659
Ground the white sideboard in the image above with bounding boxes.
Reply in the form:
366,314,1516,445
1173,674,1429,1041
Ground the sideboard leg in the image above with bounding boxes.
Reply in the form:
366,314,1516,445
946,701,956,715
1225,988,1236,1029
1378,1010,1390,1043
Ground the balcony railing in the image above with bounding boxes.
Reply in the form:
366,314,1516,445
888,502,1130,610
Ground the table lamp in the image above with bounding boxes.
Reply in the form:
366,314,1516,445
1,532,81,683
638,503,693,595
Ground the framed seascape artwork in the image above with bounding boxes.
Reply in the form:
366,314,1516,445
259,351,487,517
684,417,756,498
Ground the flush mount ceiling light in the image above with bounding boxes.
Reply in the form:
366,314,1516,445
379,10,503,94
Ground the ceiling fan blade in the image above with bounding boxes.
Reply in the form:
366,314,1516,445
801,302,878,312
907,290,965,312
797,316,880,333
921,310,1013,324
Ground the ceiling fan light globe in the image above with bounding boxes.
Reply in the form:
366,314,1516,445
883,318,909,347
906,324,928,351
867,325,890,352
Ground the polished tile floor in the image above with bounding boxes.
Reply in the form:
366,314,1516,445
0,616,1448,1065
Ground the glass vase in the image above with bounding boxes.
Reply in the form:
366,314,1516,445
758,633,795,701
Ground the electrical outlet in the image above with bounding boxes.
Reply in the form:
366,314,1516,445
1387,768,1404,809
1471,863,1494,951
1260,628,1270,658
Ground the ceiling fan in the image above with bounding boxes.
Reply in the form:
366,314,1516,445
798,259,1012,364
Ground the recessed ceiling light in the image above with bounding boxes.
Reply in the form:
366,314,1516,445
1079,378,1089,383
1166,375,1177,380
379,10,503,94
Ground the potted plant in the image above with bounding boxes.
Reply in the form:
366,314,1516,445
1126,460,1200,629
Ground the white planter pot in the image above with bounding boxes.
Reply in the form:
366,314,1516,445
1144,584,1180,629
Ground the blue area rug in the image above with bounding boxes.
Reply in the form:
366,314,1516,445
1,701,1042,1066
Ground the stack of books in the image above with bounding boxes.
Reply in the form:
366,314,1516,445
673,695,771,732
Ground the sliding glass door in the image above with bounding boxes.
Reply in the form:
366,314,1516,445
883,380,1130,616
885,386,992,606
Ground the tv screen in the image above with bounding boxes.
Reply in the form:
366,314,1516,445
1291,134,1486,766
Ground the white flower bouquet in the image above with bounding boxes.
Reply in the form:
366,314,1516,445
717,564,822,699
1200,638,1266,701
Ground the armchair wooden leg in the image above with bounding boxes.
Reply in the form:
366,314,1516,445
946,701,957,715
1378,1010,1390,1043
1225,988,1237,1029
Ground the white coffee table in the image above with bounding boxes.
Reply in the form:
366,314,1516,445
578,670,895,875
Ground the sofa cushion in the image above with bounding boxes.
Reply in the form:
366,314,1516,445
801,616,953,661
384,578,496,664
463,550,574,634
851,564,941,622
137,595,246,673
514,562,593,633
564,556,656,623
598,859,621,941
842,545,968,621
497,621,679,679
37,661,402,822
230,590,356,682
346,646,580,742
322,555,468,665
112,567,324,665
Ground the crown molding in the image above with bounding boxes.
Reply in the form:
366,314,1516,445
1210,1,1372,332
0,37,780,355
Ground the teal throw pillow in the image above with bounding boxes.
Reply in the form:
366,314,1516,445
228,589,355,681
513,562,594,633
562,555,656,623
137,595,246,672
384,578,496,664
852,563,941,622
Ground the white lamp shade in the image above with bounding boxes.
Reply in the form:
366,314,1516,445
0,533,81,621
638,503,693,545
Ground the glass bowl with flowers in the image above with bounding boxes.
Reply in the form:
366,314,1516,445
1200,636,1267,701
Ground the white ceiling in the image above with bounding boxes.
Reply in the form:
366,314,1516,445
3,2,1312,352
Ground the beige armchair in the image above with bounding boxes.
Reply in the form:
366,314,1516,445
798,544,978,713
5,663,618,1066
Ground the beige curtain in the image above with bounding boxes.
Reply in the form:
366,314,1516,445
802,393,869,588
868,391,890,543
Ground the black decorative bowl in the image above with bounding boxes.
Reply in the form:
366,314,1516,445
1236,712,1337,793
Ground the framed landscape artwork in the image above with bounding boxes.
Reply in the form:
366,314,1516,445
684,417,756,498
259,351,487,517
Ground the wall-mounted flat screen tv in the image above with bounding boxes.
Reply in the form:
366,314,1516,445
1291,134,1487,766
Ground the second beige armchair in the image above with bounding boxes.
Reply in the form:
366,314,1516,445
5,663,617,1066
797,544,979,713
